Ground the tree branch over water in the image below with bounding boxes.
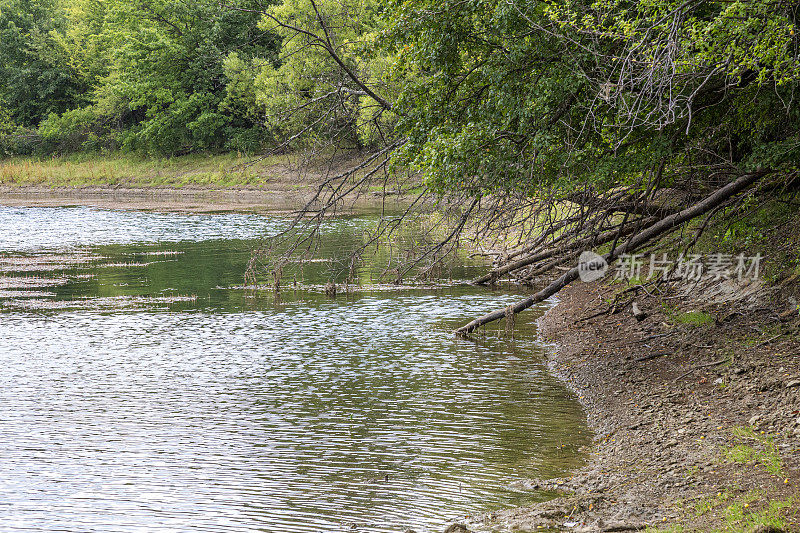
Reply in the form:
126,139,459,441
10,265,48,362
241,0,799,331
455,170,771,335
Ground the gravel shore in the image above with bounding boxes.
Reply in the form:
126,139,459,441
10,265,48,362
471,280,800,532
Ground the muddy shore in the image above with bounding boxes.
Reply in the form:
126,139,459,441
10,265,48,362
0,185,409,213
0,185,305,212
468,281,800,532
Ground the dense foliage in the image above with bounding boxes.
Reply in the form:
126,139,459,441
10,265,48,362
0,0,277,155
382,0,800,194
1,0,798,198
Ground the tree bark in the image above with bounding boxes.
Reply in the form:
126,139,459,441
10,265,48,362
456,170,769,335
472,217,657,285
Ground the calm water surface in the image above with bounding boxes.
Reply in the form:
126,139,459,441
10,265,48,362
0,206,589,532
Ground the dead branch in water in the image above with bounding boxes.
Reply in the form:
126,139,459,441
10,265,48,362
455,170,770,336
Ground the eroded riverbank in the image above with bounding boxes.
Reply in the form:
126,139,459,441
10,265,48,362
467,281,800,532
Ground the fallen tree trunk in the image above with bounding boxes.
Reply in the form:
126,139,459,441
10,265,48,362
472,216,658,285
455,170,769,335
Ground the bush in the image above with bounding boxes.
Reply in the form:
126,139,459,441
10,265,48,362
225,126,269,154
0,127,42,156
35,106,120,154
38,107,96,153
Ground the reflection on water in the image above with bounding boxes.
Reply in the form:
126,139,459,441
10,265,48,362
0,206,589,532
0,206,286,252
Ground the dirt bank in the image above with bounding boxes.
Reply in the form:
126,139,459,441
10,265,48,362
0,185,408,213
0,151,413,212
470,280,800,532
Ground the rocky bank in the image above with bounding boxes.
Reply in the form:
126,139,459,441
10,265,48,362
466,278,800,532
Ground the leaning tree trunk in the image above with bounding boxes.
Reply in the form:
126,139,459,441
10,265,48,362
455,170,769,335
471,216,658,285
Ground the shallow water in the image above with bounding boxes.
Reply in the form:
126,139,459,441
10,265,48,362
0,206,589,532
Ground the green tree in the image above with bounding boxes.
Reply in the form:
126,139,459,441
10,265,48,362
253,0,800,332
252,0,399,150
94,0,279,154
0,0,89,126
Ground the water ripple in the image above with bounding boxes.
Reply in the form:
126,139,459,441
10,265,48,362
0,206,589,532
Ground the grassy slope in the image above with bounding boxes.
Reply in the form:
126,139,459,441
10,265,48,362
0,152,296,188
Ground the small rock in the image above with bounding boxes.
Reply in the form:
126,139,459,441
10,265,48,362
713,377,723,385
631,301,648,322
443,525,472,533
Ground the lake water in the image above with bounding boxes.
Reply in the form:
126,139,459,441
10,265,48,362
0,205,588,532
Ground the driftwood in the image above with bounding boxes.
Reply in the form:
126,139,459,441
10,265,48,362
673,358,729,382
634,352,670,362
631,301,648,322
455,171,769,335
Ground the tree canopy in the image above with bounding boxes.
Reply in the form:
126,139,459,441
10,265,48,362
2,0,797,180
0,0,278,155
382,0,799,194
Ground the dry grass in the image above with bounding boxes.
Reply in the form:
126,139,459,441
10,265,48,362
0,152,294,188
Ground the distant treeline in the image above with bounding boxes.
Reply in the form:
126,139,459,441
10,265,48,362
2,0,799,194
0,0,280,156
